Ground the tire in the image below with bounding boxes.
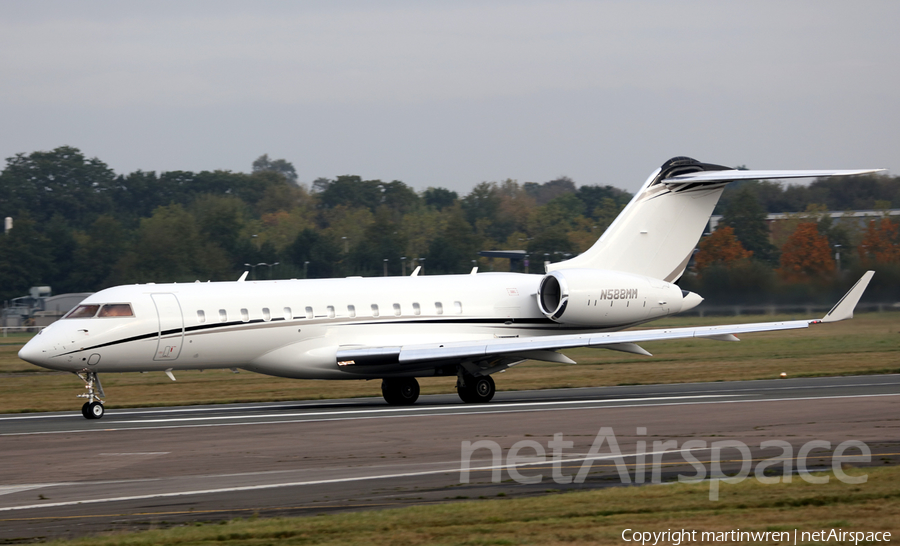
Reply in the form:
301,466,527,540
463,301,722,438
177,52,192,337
381,378,420,405
456,386,475,403
457,375,495,404
81,402,91,419
87,401,105,419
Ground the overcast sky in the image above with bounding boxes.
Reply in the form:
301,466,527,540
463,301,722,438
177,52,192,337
1,1,897,193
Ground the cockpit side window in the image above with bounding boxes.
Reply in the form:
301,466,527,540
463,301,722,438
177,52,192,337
64,304,101,319
98,303,134,317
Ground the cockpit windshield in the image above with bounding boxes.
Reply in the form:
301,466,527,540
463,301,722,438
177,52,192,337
65,305,101,319
64,303,134,319
98,304,134,317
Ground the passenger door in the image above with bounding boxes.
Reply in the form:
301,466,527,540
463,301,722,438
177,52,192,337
151,293,184,361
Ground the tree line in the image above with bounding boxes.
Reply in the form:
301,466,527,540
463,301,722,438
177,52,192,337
687,182,900,303
0,146,897,304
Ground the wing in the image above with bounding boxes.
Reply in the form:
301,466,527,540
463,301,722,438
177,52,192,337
336,271,874,375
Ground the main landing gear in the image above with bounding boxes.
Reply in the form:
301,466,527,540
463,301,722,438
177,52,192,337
75,370,105,419
380,371,497,406
381,377,420,405
457,373,495,403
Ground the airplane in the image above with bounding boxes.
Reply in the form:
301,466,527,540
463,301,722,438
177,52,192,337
18,157,879,419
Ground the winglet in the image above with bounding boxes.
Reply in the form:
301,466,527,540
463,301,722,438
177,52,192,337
820,271,875,323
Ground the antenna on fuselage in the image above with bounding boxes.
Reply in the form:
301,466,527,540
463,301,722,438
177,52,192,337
237,271,249,282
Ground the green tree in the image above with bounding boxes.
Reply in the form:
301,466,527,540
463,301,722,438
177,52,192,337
252,154,298,184
720,187,779,264
422,187,458,211
191,194,249,267
66,215,129,291
0,146,116,225
0,214,54,300
317,176,384,211
426,205,481,274
286,228,341,278
523,176,576,205
381,180,420,217
346,208,407,276
113,204,231,283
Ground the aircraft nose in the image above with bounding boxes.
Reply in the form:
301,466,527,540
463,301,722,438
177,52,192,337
18,336,51,368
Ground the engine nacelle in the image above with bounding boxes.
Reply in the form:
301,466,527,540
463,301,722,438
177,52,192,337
536,269,701,326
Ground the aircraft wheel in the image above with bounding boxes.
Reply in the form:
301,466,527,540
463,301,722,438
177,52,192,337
457,375,495,404
382,377,420,405
81,402,91,419
87,401,105,419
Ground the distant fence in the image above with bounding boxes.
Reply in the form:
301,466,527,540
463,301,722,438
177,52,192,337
683,302,900,317
1,326,44,337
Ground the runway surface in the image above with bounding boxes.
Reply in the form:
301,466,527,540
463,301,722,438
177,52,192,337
1,374,898,541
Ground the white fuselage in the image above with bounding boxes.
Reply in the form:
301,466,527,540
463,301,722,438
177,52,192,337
19,270,689,380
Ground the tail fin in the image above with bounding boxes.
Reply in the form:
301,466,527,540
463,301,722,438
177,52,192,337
549,157,730,281
548,157,882,282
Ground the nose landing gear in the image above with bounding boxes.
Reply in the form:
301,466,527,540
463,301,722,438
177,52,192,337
75,370,105,419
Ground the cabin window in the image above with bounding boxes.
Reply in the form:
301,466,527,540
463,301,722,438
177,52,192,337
434,302,443,315
371,304,379,317
283,307,292,320
454,301,463,314
327,305,335,319
197,310,206,323
219,309,227,322
393,303,401,316
305,306,313,319
98,303,134,317
412,302,421,315
240,308,250,322
348,304,356,318
64,305,100,319
262,308,271,321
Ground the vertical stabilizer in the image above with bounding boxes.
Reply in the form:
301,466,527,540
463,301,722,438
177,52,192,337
549,157,730,282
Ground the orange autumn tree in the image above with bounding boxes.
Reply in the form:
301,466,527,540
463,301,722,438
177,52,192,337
777,222,835,281
858,218,900,264
693,225,752,271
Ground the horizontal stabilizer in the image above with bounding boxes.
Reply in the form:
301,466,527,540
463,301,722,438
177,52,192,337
821,271,875,323
664,168,883,184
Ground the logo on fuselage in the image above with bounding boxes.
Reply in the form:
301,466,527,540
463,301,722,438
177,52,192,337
599,288,638,300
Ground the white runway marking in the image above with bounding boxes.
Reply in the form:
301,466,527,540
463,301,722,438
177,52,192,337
113,394,740,424
0,377,896,422
2,392,898,438
98,452,170,456
0,446,710,513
